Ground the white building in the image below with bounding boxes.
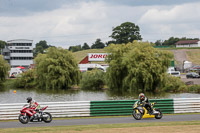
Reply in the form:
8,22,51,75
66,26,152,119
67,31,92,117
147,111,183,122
2,39,33,68
175,40,200,48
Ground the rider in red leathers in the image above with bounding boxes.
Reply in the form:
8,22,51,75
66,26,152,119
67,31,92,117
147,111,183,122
26,97,40,120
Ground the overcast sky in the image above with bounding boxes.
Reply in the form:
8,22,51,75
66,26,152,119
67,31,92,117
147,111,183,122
0,0,200,48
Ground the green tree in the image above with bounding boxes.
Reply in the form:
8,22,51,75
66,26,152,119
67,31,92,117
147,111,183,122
105,41,173,92
0,40,6,54
80,69,105,90
162,37,180,46
91,38,105,49
34,40,51,57
110,22,142,44
0,55,10,84
15,69,35,88
82,43,90,50
69,45,82,52
34,47,80,90
155,40,163,46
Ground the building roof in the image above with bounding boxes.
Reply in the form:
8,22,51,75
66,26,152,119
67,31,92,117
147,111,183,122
7,39,33,44
175,40,199,45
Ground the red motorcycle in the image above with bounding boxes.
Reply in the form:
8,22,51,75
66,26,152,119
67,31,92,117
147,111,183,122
18,104,52,124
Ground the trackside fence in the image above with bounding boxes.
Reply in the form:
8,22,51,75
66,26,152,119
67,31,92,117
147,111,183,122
90,99,174,116
173,98,200,113
0,101,90,120
0,98,200,120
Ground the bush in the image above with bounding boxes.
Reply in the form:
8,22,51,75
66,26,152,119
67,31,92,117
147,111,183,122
80,69,105,90
15,69,36,88
162,75,187,92
187,85,200,93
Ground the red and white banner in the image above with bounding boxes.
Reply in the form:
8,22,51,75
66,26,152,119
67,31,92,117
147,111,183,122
88,53,108,61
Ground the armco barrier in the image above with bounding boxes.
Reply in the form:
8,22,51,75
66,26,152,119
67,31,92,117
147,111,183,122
90,99,174,116
0,101,90,120
174,98,200,113
0,98,200,120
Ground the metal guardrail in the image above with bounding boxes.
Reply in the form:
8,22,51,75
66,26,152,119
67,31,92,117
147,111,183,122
90,99,174,116
174,98,200,113
0,101,90,120
0,98,200,120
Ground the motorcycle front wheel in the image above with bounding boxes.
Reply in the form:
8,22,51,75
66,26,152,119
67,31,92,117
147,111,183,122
155,109,163,119
42,112,52,123
18,114,29,124
132,110,142,120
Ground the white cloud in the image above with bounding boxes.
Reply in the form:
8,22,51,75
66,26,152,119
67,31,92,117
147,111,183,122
139,3,200,24
139,2,200,41
0,1,112,48
0,1,200,48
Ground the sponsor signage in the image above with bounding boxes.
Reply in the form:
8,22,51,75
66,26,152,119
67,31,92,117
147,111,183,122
88,53,108,61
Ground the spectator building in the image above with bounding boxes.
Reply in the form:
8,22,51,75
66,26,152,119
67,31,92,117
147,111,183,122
1,39,33,68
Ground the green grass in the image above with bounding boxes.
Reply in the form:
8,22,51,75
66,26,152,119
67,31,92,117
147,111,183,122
159,47,200,50
186,50,200,65
0,120,200,133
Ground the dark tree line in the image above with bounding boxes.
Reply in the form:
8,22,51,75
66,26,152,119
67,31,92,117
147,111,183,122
68,38,105,52
68,22,142,52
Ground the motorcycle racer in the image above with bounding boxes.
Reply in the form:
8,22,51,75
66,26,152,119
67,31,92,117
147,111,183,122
138,93,154,114
26,97,40,120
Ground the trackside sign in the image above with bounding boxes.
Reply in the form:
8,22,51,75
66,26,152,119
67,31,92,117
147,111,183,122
88,53,108,61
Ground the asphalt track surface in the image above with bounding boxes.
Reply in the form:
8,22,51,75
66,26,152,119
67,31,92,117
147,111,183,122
0,114,200,128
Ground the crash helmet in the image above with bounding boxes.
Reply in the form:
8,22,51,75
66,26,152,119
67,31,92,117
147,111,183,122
139,93,145,101
26,97,32,103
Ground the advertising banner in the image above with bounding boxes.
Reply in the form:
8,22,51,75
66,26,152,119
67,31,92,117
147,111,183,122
88,53,108,61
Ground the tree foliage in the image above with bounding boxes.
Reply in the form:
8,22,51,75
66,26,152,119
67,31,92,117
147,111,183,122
34,40,52,57
110,22,142,44
105,41,174,92
0,55,10,84
80,69,105,90
34,47,80,90
15,69,36,88
91,38,105,49
0,40,6,54
155,37,200,46
82,43,90,50
69,45,82,52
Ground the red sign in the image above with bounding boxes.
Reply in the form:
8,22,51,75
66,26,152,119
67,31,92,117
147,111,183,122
88,53,108,61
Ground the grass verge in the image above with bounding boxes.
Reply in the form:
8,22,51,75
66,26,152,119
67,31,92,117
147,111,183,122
0,120,200,133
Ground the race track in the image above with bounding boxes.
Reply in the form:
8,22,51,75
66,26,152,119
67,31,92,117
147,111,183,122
0,114,200,128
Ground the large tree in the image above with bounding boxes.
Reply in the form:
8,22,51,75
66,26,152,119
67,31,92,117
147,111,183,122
34,40,51,57
91,38,105,49
110,22,142,44
34,47,80,89
0,55,10,84
105,41,173,92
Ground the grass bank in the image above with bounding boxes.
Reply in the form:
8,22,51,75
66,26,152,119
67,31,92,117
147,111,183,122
0,120,200,133
72,49,105,63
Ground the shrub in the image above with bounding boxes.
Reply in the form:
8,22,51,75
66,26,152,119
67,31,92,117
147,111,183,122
80,69,105,90
162,75,187,92
15,69,36,88
187,85,200,93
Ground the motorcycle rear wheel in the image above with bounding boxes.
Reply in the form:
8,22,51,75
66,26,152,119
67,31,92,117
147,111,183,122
155,109,163,119
132,110,142,120
42,112,52,123
18,114,29,124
